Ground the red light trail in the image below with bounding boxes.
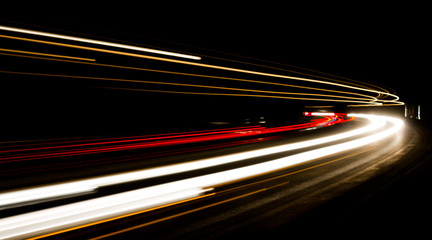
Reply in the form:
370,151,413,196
0,114,353,164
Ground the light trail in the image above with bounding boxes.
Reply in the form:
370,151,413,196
0,114,356,209
0,113,404,239
0,65,379,102
0,70,377,103
0,25,201,60
0,48,95,61
200,50,391,97
104,87,380,104
0,116,338,163
0,115,338,208
0,23,408,239
91,147,376,240
0,27,402,106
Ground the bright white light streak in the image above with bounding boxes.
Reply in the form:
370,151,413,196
0,114,403,239
0,114,384,209
0,187,209,240
304,112,335,116
0,25,201,60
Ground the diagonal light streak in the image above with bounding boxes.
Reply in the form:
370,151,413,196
0,25,201,60
0,48,94,61
0,70,377,102
0,32,399,105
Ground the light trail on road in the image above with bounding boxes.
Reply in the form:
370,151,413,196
0,114,341,208
0,113,404,239
0,115,339,163
0,23,410,239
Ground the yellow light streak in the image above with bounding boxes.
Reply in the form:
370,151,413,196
0,34,398,104
348,102,405,107
305,105,335,108
0,25,201,60
0,47,95,61
0,52,378,102
103,87,379,104
0,70,376,102
205,54,387,97
29,193,215,240
89,189,268,240
38,146,376,240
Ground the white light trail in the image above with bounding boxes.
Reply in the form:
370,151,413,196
0,187,209,240
0,25,201,60
0,114,382,209
0,114,404,239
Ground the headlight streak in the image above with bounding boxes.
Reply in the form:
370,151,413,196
0,114,404,239
0,25,403,106
0,25,201,60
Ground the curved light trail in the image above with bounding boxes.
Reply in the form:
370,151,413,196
0,115,341,163
0,113,404,239
0,25,403,106
0,24,408,239
0,115,342,208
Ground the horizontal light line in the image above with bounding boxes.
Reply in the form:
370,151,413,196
0,25,201,60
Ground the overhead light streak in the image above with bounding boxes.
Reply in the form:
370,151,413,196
0,70,378,103
104,87,382,104
0,57,378,102
0,33,400,105
0,25,201,60
203,53,389,98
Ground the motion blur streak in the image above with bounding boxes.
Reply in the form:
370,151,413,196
0,70,375,102
0,115,341,208
0,188,210,240
0,26,401,106
0,116,338,163
0,114,403,239
0,25,201,60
